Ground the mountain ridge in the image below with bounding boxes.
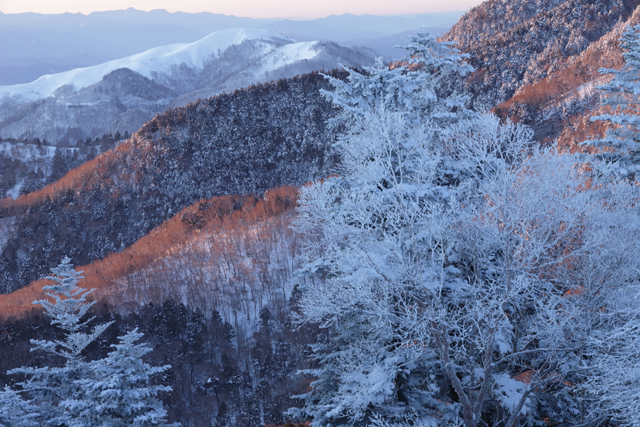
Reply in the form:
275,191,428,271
0,29,378,145
0,70,345,294
0,29,300,103
0,9,463,86
442,0,640,107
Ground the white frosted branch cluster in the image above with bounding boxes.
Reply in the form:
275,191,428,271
293,29,640,427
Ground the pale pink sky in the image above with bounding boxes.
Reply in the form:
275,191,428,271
0,0,484,19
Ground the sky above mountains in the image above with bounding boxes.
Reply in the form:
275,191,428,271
0,0,483,19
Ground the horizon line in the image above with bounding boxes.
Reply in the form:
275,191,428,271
0,7,469,21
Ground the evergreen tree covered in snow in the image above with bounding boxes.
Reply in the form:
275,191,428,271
293,30,640,427
9,257,113,426
587,23,640,179
0,386,39,427
72,329,179,427
8,258,178,426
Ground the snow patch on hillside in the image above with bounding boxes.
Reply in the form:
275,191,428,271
255,41,319,77
0,141,57,162
0,218,15,253
0,28,294,103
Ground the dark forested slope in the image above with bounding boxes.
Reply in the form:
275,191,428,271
442,0,640,106
0,71,344,293
0,298,312,427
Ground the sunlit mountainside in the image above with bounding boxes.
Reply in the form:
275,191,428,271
441,0,640,146
442,0,639,106
0,185,301,327
0,28,376,200
0,70,342,294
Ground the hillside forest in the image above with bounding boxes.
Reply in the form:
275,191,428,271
3,1,640,427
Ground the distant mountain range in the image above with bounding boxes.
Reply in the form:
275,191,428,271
0,28,379,144
0,8,462,86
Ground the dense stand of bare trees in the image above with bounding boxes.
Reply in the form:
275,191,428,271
0,185,307,327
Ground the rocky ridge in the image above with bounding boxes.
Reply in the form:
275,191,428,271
442,0,640,107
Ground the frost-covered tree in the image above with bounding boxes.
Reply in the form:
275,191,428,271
71,329,179,427
8,258,178,427
581,282,640,426
291,32,476,426
458,137,640,427
0,386,39,427
9,256,113,426
292,30,640,427
322,30,473,128
586,23,640,178
574,177,640,427
577,24,640,425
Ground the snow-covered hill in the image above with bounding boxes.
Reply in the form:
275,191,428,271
0,70,341,293
0,28,379,143
0,29,293,103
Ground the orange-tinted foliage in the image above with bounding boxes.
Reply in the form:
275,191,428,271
495,26,624,122
0,185,300,320
513,370,535,384
492,12,633,149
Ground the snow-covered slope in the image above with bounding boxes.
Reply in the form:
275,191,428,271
0,29,293,104
0,28,379,143
254,41,317,76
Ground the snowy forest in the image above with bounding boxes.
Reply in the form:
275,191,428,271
3,1,640,427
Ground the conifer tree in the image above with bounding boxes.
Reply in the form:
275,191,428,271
0,386,39,427
9,258,179,426
9,257,112,426
586,23,640,178
71,329,179,427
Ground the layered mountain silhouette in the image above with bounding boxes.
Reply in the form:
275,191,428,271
0,28,378,144
0,71,343,293
0,8,462,86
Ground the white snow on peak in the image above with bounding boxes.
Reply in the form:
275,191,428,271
255,41,319,78
0,28,295,103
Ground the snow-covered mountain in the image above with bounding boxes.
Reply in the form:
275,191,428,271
0,9,462,86
441,0,640,107
0,29,293,103
0,28,379,143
